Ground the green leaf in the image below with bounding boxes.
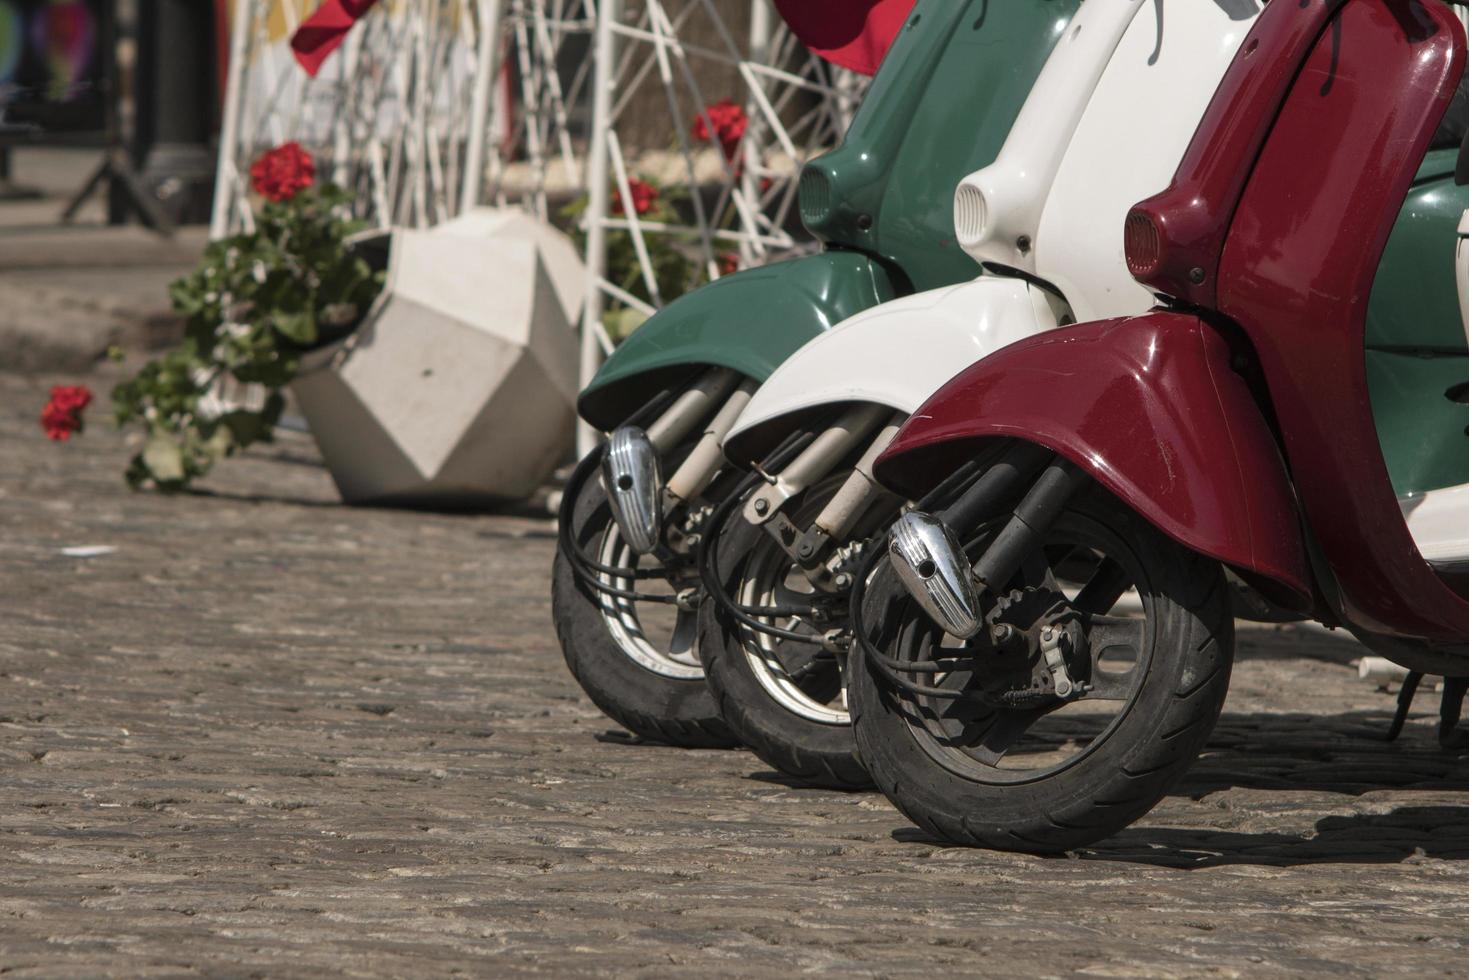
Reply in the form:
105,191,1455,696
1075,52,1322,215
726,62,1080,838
270,309,318,345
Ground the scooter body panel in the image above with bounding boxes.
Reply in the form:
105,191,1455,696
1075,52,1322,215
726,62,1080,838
954,0,1143,272
580,0,1080,430
1367,148,1469,498
872,312,1313,610
577,253,898,431
957,0,1258,290
1403,482,1469,564
804,0,1079,290
1032,0,1259,322
728,0,1259,465
1372,150,1469,355
1367,349,1469,498
1209,0,1468,641
722,277,1065,465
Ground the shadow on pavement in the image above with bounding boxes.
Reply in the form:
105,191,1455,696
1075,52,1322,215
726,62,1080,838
887,805,1469,867
1184,708,1469,796
1082,806,1469,867
883,706,1469,867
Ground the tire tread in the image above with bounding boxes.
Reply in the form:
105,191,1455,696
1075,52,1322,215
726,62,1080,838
851,493,1235,853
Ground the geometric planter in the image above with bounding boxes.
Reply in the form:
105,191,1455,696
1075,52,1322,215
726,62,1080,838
292,208,585,507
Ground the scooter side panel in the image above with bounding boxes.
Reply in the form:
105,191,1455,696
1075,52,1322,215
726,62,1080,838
873,312,1313,609
721,277,1064,465
577,253,898,431
1367,149,1469,354
804,0,1078,288
1034,0,1257,323
1214,0,1469,640
1365,149,1469,498
1366,350,1469,496
956,0,1141,274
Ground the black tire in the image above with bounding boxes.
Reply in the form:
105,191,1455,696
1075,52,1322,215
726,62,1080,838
552,448,736,749
698,602,870,790
850,491,1233,853
697,473,889,790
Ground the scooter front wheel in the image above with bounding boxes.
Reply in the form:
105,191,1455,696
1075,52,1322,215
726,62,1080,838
698,472,891,790
552,445,736,748
850,491,1233,853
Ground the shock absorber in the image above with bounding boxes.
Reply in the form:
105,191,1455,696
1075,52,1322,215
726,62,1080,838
601,368,741,555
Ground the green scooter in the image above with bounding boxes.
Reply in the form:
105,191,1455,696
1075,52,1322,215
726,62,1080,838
553,0,1079,746
1367,128,1469,514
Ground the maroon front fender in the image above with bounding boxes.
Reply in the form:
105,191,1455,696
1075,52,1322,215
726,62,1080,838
874,312,1313,610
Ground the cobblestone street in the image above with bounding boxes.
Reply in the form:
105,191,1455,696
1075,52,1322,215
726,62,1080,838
3,369,1469,977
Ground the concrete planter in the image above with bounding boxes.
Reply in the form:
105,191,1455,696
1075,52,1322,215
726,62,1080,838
292,209,584,507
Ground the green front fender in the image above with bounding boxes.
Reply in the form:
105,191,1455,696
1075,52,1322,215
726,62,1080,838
578,252,899,430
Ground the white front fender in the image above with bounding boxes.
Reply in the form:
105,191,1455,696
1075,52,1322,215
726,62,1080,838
724,277,1068,461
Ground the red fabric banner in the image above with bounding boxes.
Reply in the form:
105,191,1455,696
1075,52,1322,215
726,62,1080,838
772,0,917,77
291,0,381,77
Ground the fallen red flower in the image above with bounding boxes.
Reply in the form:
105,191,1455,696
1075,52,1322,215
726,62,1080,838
41,384,93,442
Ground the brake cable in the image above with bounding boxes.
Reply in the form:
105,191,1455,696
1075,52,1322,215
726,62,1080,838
848,463,1001,702
697,430,841,647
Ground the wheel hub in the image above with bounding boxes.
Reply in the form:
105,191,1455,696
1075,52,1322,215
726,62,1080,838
968,587,1089,710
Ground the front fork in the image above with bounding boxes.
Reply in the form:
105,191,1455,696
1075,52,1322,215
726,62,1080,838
742,405,908,592
602,367,756,557
887,446,1087,641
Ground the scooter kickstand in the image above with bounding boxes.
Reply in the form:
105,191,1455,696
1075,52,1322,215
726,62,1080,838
1384,671,1423,743
1438,677,1469,750
1382,673,1469,750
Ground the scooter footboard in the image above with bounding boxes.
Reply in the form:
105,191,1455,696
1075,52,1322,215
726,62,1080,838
872,311,1314,611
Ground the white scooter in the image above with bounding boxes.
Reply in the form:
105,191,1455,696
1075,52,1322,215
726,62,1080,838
696,0,1262,788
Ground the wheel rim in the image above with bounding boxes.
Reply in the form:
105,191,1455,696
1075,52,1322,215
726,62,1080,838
734,473,885,727
739,545,849,726
888,510,1153,786
596,519,703,680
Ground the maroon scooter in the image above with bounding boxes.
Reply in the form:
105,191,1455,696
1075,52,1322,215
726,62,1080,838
847,0,1469,852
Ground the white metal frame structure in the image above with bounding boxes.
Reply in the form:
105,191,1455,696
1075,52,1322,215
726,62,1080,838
213,0,865,451
575,0,864,449
213,0,593,236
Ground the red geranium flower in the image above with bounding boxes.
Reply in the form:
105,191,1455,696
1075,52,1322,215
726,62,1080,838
41,384,92,442
693,100,749,164
717,251,740,276
250,142,316,203
613,177,659,217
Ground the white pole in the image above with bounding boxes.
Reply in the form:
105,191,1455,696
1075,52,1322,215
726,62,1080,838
460,0,506,212
740,0,772,268
578,0,618,456
211,0,255,239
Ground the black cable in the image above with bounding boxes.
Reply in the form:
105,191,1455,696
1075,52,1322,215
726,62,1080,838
847,460,1009,704
557,445,683,606
698,430,834,646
